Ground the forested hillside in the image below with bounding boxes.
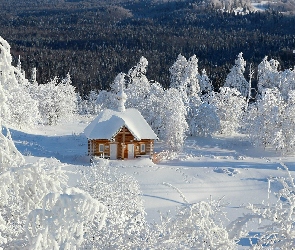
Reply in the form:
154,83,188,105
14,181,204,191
0,0,294,96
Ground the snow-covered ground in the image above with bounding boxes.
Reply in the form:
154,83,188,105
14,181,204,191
9,115,295,248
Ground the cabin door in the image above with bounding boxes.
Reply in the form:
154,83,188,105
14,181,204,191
110,144,117,160
128,144,134,159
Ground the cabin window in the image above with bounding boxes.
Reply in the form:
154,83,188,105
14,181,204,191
99,144,104,152
140,144,146,153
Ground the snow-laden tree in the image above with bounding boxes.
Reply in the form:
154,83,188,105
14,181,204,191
187,95,202,136
0,157,68,248
84,90,100,115
142,81,165,136
199,69,213,95
279,68,295,101
244,88,285,149
183,55,200,97
0,36,40,128
278,90,295,154
169,54,200,104
0,127,24,173
110,72,127,94
125,57,151,111
37,74,77,125
169,54,188,90
79,159,146,249
193,93,221,137
26,188,107,250
257,56,280,94
160,88,188,151
224,52,249,97
0,84,10,123
212,87,246,135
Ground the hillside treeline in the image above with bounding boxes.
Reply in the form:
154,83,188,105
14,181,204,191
0,0,294,96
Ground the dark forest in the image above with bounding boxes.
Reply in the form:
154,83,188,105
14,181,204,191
0,0,294,96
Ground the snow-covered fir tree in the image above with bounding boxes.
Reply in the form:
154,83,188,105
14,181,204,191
187,95,202,136
160,88,188,151
279,67,295,101
194,93,221,137
257,56,280,94
125,56,151,111
169,54,188,90
224,52,249,97
244,88,285,149
183,55,200,97
213,87,246,135
199,69,213,95
36,74,77,125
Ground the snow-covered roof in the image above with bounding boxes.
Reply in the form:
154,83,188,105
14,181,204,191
84,108,158,140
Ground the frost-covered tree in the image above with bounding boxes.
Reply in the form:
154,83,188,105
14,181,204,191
169,54,188,90
278,90,295,154
160,88,188,151
279,68,295,101
194,93,221,137
169,54,200,104
199,69,213,95
187,95,202,136
212,87,246,135
142,81,165,136
224,52,249,97
85,90,100,115
244,88,285,149
0,157,68,248
125,57,151,110
183,55,200,97
0,84,10,123
0,127,24,173
0,36,40,128
257,56,280,94
37,75,77,125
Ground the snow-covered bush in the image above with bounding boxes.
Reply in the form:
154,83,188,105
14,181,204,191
26,188,107,250
79,159,147,249
146,199,237,249
224,52,249,97
230,163,295,249
212,87,246,135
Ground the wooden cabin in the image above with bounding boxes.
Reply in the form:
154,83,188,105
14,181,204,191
84,108,158,160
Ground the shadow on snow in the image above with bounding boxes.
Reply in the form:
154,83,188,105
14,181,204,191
9,128,90,165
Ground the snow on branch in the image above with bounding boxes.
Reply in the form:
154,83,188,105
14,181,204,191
26,188,107,250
